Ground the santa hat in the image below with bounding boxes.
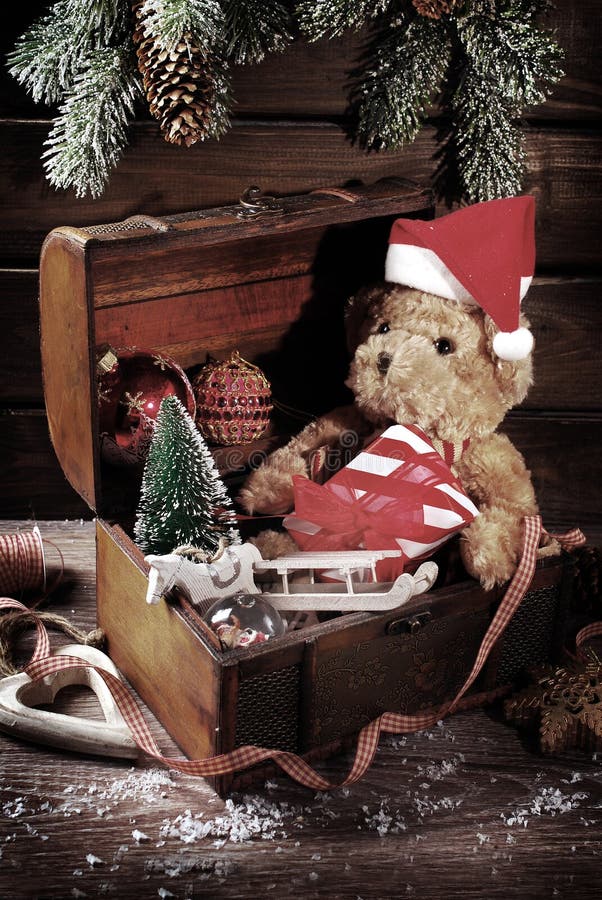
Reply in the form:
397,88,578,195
385,196,535,361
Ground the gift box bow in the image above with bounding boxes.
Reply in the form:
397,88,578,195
284,424,480,580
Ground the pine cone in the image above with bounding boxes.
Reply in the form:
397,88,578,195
412,0,460,18
132,0,219,147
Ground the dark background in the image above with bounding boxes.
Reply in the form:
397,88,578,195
0,1,600,535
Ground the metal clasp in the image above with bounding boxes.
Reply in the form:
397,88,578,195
236,185,283,219
386,611,433,636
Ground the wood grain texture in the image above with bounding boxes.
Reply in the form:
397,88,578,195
3,270,599,408
522,277,602,412
39,232,99,512
0,2,600,531
1,122,601,266
37,184,433,516
1,1,600,121
229,1,602,122
0,411,89,519
0,519,601,900
96,521,224,762
0,268,40,402
503,413,602,529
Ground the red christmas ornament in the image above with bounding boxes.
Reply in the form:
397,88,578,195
192,351,272,445
97,346,196,467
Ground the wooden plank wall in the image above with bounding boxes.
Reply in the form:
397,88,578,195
0,2,600,530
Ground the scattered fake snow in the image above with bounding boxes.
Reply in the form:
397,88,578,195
362,801,407,837
501,787,589,828
1,724,600,891
160,795,302,845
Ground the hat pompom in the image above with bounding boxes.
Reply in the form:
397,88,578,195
492,327,534,361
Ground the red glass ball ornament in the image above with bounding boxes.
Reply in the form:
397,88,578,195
97,346,196,467
193,351,273,445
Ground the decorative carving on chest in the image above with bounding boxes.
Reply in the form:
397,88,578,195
312,608,488,743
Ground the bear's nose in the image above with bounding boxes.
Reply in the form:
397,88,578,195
377,352,392,375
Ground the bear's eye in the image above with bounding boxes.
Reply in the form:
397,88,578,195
434,337,454,355
377,322,390,334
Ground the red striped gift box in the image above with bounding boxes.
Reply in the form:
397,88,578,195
283,424,479,581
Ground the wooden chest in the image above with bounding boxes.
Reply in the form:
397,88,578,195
39,180,573,794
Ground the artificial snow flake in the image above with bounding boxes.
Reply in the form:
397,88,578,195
501,786,589,828
132,829,150,843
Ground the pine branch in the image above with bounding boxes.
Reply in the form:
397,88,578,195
7,0,132,106
350,15,451,151
451,70,524,203
136,0,224,55
493,0,555,16
456,9,564,111
7,1,90,105
64,0,131,43
221,0,293,65
447,4,564,202
296,0,393,41
42,47,141,199
195,440,241,549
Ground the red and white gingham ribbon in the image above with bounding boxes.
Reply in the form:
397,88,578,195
0,528,46,596
574,620,602,660
10,517,587,790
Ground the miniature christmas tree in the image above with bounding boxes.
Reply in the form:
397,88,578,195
134,394,240,556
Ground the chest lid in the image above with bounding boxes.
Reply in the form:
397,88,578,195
39,178,433,518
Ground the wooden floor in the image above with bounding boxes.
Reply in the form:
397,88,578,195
1,520,601,900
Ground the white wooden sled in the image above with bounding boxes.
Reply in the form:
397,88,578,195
145,545,438,614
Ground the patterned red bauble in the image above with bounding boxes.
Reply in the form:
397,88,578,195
192,351,273,445
97,346,196,467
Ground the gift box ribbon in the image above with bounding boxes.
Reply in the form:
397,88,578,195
291,468,461,549
285,424,480,579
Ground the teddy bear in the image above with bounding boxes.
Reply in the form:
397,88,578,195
239,196,558,590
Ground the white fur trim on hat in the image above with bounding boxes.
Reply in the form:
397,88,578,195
385,243,473,302
492,327,534,361
518,275,533,299
386,244,534,307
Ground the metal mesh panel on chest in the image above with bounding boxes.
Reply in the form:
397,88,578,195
234,665,301,752
81,220,152,235
493,583,561,685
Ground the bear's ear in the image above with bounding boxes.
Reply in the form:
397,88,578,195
344,282,393,355
484,313,534,407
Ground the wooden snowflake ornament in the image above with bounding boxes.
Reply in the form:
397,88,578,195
504,650,602,755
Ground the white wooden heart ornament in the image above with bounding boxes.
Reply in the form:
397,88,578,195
0,644,138,759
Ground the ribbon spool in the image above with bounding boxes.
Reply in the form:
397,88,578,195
0,527,46,597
